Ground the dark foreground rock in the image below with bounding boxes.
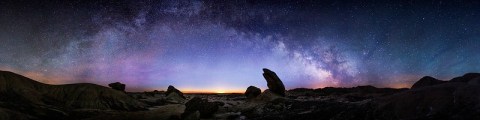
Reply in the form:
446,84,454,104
262,68,286,97
372,74,480,120
182,97,220,119
245,86,261,99
243,100,372,120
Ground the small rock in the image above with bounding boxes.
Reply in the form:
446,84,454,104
245,86,261,99
108,82,126,92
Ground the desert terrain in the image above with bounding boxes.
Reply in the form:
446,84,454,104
1,69,480,120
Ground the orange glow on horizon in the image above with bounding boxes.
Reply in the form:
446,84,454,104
181,89,245,94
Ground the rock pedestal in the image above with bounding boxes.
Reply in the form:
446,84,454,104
262,68,286,96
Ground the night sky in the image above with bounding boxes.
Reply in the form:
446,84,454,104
1,0,479,92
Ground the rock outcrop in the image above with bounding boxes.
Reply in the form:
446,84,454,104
245,86,261,99
236,69,289,118
165,85,185,99
411,76,446,89
262,68,286,97
182,97,220,119
108,82,126,92
164,85,186,103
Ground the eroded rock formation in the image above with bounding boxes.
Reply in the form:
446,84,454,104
262,68,286,96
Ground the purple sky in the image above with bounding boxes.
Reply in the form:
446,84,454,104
1,0,479,92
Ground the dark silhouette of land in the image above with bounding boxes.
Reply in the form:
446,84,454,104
1,69,480,120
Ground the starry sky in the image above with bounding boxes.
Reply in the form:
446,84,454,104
1,0,479,92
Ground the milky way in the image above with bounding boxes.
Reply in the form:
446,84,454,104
1,0,479,92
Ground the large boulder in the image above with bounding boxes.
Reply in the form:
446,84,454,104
182,97,220,119
245,86,261,99
108,82,126,92
262,68,286,97
411,76,446,89
164,85,186,104
165,85,185,99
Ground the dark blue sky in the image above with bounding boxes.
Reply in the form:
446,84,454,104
0,0,479,92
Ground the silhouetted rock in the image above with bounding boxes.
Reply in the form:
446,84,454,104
411,76,446,89
182,97,220,119
450,73,480,83
108,82,126,92
262,68,286,97
165,85,185,99
245,86,261,99
164,85,186,104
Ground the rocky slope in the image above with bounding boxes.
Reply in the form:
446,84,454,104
0,70,147,119
373,73,480,120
